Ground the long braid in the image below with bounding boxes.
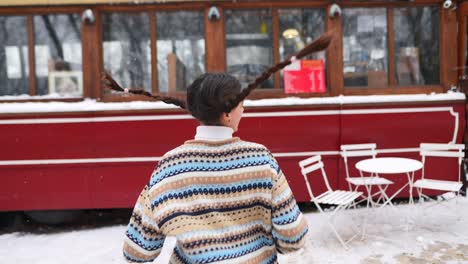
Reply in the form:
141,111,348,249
233,31,334,105
101,72,187,109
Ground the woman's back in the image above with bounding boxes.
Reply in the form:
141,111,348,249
113,37,331,262
124,135,308,263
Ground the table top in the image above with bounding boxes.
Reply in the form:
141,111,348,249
355,157,423,174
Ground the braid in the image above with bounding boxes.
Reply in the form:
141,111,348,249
101,72,187,109
234,30,334,103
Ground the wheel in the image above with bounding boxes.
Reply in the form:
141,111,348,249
24,210,83,225
0,212,23,230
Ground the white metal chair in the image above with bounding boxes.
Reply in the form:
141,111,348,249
299,155,363,249
414,143,465,201
340,143,394,208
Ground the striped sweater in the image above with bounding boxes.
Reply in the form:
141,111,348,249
123,137,308,263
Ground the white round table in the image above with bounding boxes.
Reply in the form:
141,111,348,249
356,157,423,174
356,157,423,204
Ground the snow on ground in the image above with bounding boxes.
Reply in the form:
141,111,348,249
1,197,467,264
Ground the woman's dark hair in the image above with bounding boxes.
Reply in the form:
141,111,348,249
186,73,241,125
102,31,334,122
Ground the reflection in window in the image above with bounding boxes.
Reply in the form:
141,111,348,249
279,9,326,90
342,8,388,88
34,14,82,96
225,9,273,89
102,13,151,92
394,7,439,85
0,16,29,96
156,11,205,92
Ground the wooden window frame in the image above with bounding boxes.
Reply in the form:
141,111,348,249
220,2,332,100
0,0,457,103
339,1,455,96
0,6,89,102
96,3,207,102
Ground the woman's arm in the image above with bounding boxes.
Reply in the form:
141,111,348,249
123,185,166,262
269,156,309,254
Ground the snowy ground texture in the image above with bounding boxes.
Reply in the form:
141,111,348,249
1,196,467,264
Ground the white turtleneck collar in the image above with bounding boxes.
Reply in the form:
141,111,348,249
194,126,234,141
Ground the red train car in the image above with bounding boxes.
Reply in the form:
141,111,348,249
1,94,465,211
0,0,467,217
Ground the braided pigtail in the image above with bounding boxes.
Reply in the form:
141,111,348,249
101,72,187,109
234,31,334,104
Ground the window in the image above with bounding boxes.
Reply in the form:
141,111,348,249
342,6,441,90
0,16,29,96
0,2,452,102
342,8,388,88
225,9,273,89
278,8,326,90
34,14,82,97
278,9,325,61
156,11,205,92
394,7,439,85
102,12,151,92
101,10,205,94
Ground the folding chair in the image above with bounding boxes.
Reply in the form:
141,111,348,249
414,143,465,202
340,143,394,208
299,155,363,249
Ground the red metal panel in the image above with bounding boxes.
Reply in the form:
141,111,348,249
89,163,155,209
238,107,341,201
1,165,93,211
91,119,197,157
339,103,466,198
0,101,465,210
239,109,340,153
340,105,462,149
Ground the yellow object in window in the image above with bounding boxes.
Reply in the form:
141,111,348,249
260,21,268,34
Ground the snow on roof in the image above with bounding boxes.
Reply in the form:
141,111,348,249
0,92,465,114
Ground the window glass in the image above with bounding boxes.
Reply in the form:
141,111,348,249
102,12,151,92
34,14,82,96
342,8,388,88
278,8,326,90
0,16,29,96
156,11,205,92
394,7,439,85
225,9,273,89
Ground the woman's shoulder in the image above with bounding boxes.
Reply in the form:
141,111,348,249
163,138,271,157
236,139,270,151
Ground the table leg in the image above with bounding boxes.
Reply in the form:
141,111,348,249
380,182,409,208
406,171,415,205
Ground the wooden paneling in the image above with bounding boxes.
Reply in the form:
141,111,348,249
458,2,468,76
27,15,36,96
205,5,225,72
387,8,396,86
272,8,281,90
150,12,158,94
343,85,443,96
326,6,343,96
0,0,212,6
0,0,460,101
440,5,458,91
458,2,467,79
81,8,99,99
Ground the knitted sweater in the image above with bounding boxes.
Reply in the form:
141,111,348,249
123,137,308,263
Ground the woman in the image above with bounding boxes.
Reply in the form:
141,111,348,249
102,32,333,263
